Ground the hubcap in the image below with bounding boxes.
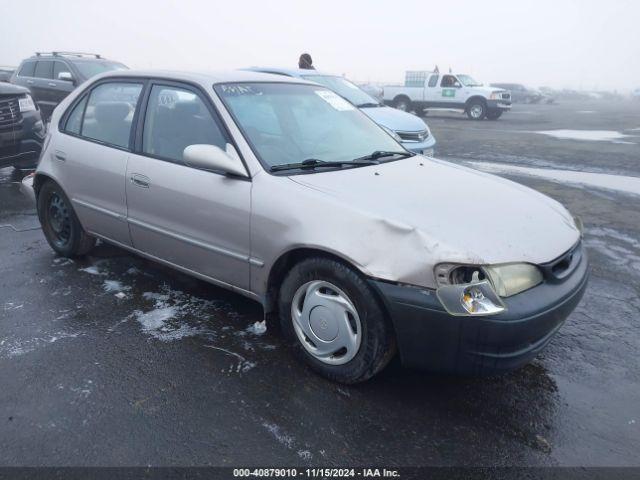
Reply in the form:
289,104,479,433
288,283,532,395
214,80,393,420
291,280,362,365
47,193,71,247
397,101,408,111
470,104,483,118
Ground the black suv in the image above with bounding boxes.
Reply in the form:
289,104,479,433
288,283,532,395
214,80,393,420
0,82,45,169
10,52,127,121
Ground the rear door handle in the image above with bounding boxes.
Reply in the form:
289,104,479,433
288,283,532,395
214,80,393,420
26,80,35,85
48,82,56,87
53,150,66,162
130,174,150,188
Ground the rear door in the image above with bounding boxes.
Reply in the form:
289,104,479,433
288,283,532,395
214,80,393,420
55,79,145,246
423,74,440,105
12,60,37,96
125,81,252,290
32,60,56,119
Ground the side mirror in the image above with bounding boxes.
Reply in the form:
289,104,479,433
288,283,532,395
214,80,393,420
183,144,248,178
58,71,75,84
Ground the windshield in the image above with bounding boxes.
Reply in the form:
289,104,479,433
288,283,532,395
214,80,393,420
301,75,380,107
70,60,128,79
215,82,402,171
457,74,483,87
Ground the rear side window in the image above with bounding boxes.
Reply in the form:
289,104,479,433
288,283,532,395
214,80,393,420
142,85,227,163
428,75,439,87
80,82,143,149
19,61,36,77
34,61,53,79
64,95,88,134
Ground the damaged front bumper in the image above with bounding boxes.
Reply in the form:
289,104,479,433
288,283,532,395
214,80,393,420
20,173,36,205
369,243,589,375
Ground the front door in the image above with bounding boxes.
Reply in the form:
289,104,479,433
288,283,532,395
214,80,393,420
125,82,251,290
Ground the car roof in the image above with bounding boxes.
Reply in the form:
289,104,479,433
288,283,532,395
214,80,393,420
93,69,314,85
243,67,340,79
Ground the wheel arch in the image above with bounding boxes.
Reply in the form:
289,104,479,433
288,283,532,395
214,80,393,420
264,247,373,317
464,95,487,110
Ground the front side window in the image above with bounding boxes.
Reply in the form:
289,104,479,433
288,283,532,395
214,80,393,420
53,61,72,80
80,82,143,149
301,75,379,107
19,61,36,77
143,85,227,163
215,83,402,170
34,61,53,79
440,75,459,88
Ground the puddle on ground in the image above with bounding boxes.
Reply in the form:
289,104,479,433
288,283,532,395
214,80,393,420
467,161,640,197
534,129,635,143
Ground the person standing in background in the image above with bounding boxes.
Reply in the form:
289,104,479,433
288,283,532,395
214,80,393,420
298,53,315,70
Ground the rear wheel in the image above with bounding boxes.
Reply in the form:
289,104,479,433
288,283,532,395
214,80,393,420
278,257,396,383
393,96,411,112
466,100,486,120
486,110,503,120
37,180,96,257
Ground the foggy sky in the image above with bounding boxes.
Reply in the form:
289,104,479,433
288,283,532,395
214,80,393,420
1,0,638,91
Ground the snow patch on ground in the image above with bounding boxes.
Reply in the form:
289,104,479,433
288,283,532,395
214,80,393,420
0,332,80,359
80,265,102,275
466,161,640,197
534,129,633,142
261,422,314,460
585,227,640,277
247,321,267,335
103,280,130,293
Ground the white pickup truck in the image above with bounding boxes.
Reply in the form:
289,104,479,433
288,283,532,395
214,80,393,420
383,71,511,120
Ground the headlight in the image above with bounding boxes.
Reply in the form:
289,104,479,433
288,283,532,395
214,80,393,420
382,125,403,143
573,215,584,236
489,92,503,100
435,261,543,315
19,94,37,113
483,263,543,297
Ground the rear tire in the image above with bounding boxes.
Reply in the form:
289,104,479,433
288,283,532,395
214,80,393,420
393,96,411,112
37,180,96,257
466,100,486,120
278,257,396,384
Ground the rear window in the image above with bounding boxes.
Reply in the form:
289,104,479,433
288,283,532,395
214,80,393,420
19,61,36,77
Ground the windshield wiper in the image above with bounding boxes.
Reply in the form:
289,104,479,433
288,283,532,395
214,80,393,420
270,158,378,172
356,102,381,108
353,150,415,162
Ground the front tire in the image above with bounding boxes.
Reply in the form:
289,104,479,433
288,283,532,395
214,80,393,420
278,257,396,383
486,110,503,120
466,100,486,120
37,180,96,257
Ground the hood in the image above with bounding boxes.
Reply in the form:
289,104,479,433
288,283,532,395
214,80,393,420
0,82,28,95
473,86,507,95
289,157,579,266
361,105,428,132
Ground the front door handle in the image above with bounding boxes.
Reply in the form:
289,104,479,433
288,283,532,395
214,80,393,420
26,79,35,85
48,82,57,87
53,150,66,162
130,174,150,188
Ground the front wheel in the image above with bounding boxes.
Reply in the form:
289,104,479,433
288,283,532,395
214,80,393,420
278,257,396,383
486,110,503,120
466,100,486,120
37,180,96,257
